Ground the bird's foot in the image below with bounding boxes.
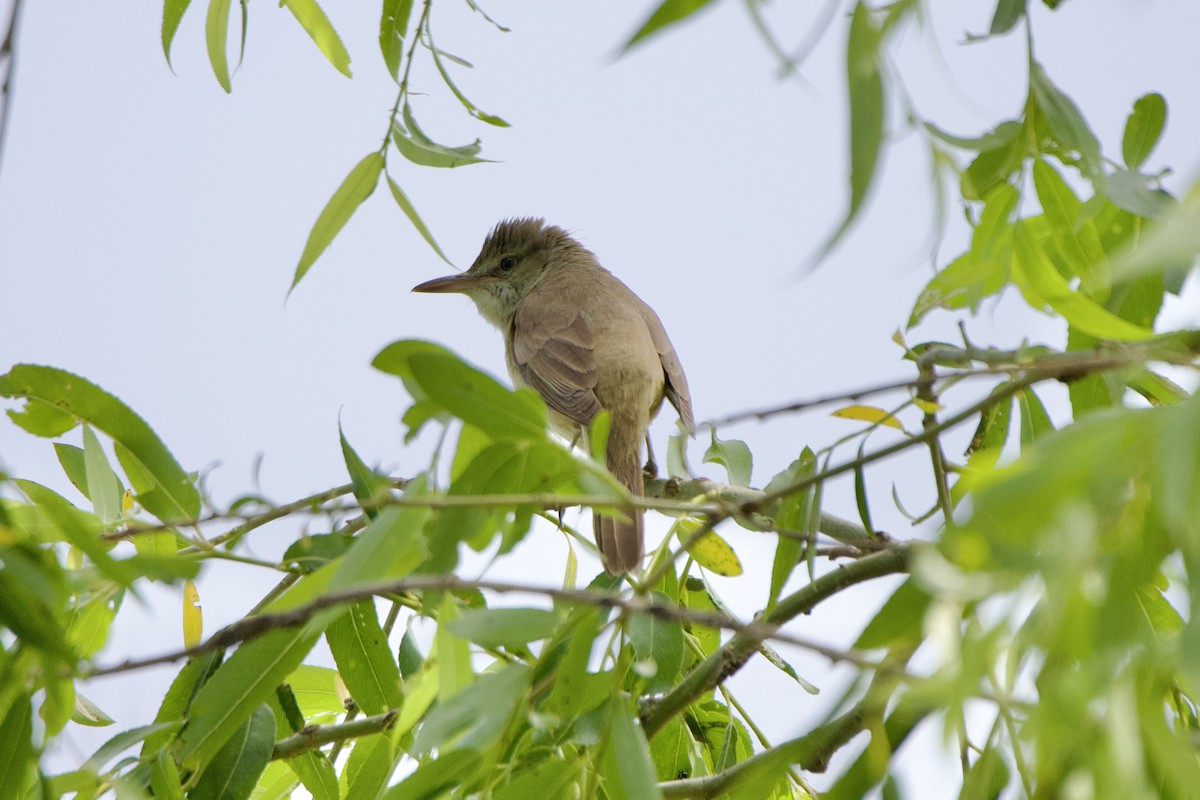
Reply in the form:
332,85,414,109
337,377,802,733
642,458,658,479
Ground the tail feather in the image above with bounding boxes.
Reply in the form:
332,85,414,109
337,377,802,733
594,419,645,575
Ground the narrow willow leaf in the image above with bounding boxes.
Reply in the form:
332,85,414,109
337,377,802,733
0,698,34,799
853,447,873,536
445,607,563,648
989,0,1025,36
0,365,199,521
150,750,185,800
205,0,233,93
379,750,481,800
830,405,905,431
1011,223,1152,341
379,0,414,80
626,593,684,693
1032,159,1107,296
81,425,121,524
622,0,716,52
601,696,663,800
493,759,579,800
407,352,546,440
1029,61,1101,179
1122,93,1166,170
764,449,816,610
162,0,194,68
339,423,392,520
343,733,400,800
188,704,275,800
141,652,222,758
923,119,1020,152
845,1,884,225
290,152,384,293
411,664,531,755
386,177,451,263
391,120,489,168
427,42,508,127
1017,387,1055,446
86,722,183,773
325,601,402,715
179,629,320,773
281,0,352,77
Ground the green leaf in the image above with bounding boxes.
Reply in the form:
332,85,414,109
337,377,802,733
141,651,222,757
703,430,752,486
288,750,338,800
161,0,193,68
290,152,384,293
427,43,509,127
847,1,884,214
325,601,402,715
71,691,115,727
1017,387,1055,446
379,0,414,80
339,423,392,520
281,0,352,78
601,696,663,800
380,750,482,800
386,177,451,263
189,704,275,800
179,629,320,773
205,0,233,92
1010,222,1152,341
923,119,1020,152
325,489,429,594
150,749,185,800
622,0,716,51
1029,61,1101,179
86,722,183,773
407,352,546,441
82,425,122,524
854,578,930,649
445,607,563,648
764,449,816,610
0,365,200,522
343,733,400,800
1106,169,1173,219
1032,159,1108,297
493,758,580,800
391,112,490,168
989,0,1025,36
1122,93,1166,170
626,593,685,694
0,696,34,799
411,663,531,754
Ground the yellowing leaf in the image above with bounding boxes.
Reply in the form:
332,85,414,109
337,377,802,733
912,397,943,414
182,580,202,649
674,517,742,577
831,405,906,431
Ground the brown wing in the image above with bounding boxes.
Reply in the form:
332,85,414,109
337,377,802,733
636,300,695,433
511,300,602,426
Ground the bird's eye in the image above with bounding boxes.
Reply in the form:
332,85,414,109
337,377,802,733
499,256,517,271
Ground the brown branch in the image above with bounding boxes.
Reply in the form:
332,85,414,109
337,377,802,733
639,546,910,738
81,573,892,679
0,0,25,184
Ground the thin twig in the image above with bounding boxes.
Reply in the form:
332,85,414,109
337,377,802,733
0,0,26,184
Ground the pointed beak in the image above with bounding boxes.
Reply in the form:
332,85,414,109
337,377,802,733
411,273,497,294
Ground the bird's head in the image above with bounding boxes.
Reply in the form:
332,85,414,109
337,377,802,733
412,217,588,328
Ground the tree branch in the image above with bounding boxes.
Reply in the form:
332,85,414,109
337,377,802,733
0,0,24,184
81,573,893,679
272,710,398,760
639,545,910,738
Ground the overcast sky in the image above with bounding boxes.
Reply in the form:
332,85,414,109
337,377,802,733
2,0,1198,792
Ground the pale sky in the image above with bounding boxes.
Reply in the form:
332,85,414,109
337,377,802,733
2,0,1197,792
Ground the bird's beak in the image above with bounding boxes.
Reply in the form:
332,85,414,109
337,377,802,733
411,273,497,294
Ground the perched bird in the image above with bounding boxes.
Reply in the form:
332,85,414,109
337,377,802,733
412,218,694,574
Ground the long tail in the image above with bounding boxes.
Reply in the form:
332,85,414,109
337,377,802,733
593,417,644,575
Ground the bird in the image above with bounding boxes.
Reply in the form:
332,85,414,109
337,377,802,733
412,218,694,574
